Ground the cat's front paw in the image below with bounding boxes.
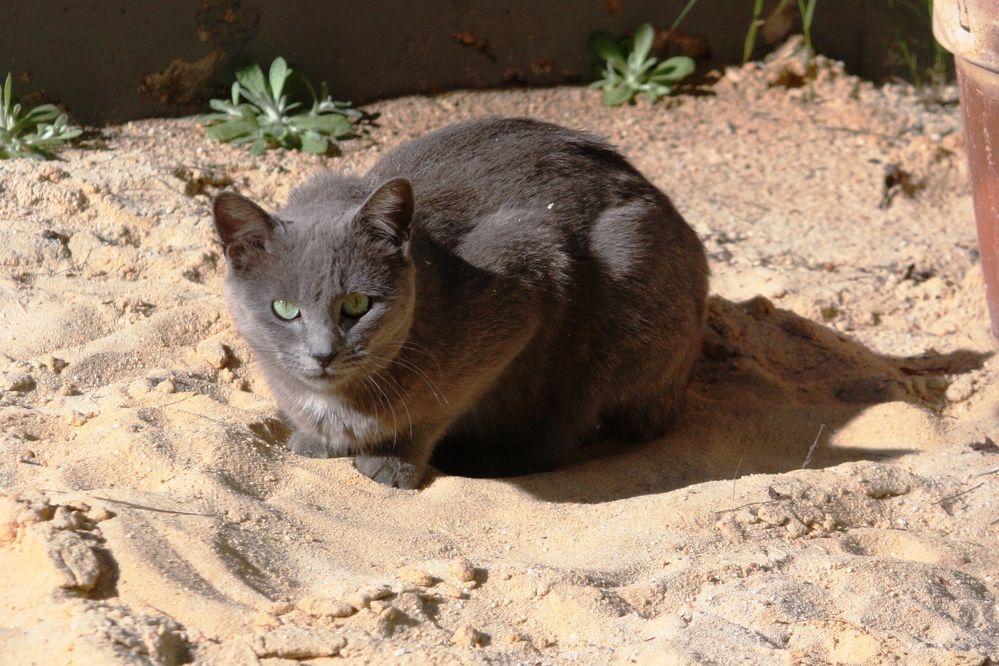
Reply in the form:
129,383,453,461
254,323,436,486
288,429,337,458
353,455,425,490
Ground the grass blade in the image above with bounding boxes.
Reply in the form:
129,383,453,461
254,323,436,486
744,0,765,63
670,0,701,30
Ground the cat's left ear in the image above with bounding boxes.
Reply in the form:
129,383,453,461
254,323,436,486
356,178,414,247
213,191,275,269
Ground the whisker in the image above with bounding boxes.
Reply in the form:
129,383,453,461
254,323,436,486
372,368,414,442
366,351,448,406
397,341,443,373
362,374,398,450
391,357,448,406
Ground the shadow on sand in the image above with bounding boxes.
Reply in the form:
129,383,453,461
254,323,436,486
506,295,991,504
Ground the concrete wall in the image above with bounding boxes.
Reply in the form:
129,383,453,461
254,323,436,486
3,1,935,125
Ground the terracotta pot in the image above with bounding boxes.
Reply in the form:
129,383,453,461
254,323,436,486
934,0,999,340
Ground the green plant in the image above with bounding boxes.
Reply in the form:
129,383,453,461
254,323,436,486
888,0,948,93
743,0,768,63
590,23,696,106
0,73,81,160
741,0,817,98
743,0,816,63
797,0,817,62
201,57,362,155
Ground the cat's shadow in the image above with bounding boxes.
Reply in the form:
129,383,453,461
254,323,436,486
499,295,992,504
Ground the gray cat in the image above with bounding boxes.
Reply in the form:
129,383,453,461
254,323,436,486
212,117,707,489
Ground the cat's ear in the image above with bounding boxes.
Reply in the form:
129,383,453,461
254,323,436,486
356,178,414,246
212,191,275,268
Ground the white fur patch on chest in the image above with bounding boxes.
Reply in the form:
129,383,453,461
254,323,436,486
293,391,385,447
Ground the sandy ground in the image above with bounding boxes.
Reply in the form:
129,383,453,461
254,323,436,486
1,50,998,665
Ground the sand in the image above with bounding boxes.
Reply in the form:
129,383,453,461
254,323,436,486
1,49,998,665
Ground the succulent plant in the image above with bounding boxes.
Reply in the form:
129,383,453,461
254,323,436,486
201,57,362,155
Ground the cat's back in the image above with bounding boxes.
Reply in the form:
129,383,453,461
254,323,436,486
368,117,659,214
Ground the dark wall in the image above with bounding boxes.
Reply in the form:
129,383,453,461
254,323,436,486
3,1,934,125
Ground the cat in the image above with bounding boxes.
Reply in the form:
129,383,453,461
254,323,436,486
212,117,708,489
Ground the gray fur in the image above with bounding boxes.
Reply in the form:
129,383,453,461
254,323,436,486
212,118,708,489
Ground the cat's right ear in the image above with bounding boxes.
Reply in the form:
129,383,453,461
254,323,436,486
356,178,414,248
212,191,275,269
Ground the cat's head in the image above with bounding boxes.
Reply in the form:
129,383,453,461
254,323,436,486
212,177,416,390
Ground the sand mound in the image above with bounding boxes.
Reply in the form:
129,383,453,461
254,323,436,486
1,56,997,664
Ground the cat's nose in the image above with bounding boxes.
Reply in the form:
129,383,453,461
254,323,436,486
311,351,336,369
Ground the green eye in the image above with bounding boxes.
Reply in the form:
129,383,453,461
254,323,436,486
272,299,300,320
341,292,371,318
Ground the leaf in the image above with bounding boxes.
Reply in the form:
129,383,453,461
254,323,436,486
207,98,247,115
602,84,634,106
235,62,267,98
644,83,671,103
636,56,658,77
590,32,624,65
234,62,275,112
597,61,622,85
650,56,696,83
632,23,655,63
2,73,12,112
27,128,81,146
300,132,328,154
268,57,290,100
207,118,258,142
289,113,353,137
21,104,62,125
249,138,268,155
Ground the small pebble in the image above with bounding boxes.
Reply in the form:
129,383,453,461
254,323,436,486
266,601,295,616
379,606,401,622
346,586,393,611
87,507,115,522
156,379,177,394
46,355,68,374
65,412,89,426
399,567,437,587
439,584,467,600
250,613,278,628
451,557,476,583
128,379,152,396
3,373,35,393
451,624,486,648
945,375,975,403
38,165,67,182
197,338,230,369
297,596,356,618
60,383,81,396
